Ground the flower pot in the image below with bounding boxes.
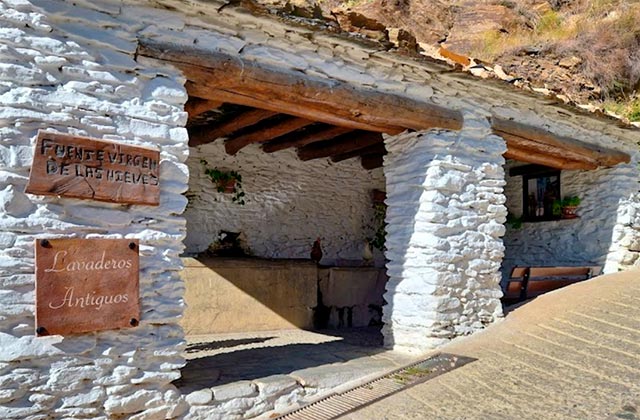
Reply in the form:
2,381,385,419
561,205,578,219
371,189,386,205
217,179,236,193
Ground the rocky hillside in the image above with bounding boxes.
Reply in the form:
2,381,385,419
314,0,640,122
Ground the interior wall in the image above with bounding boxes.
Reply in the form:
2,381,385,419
501,159,639,279
184,141,386,266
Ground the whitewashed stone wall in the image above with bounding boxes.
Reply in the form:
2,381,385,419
0,0,638,418
502,159,640,279
0,1,190,418
184,142,386,265
381,114,507,353
617,192,640,270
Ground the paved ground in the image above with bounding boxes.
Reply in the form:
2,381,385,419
176,327,414,394
340,270,640,420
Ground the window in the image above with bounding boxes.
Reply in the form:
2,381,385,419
509,164,561,222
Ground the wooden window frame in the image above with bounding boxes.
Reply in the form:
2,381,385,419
521,169,561,222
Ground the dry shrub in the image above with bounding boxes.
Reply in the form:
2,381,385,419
556,4,640,98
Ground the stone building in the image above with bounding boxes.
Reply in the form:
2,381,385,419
0,0,638,418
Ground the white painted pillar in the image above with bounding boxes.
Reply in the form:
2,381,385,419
381,114,507,353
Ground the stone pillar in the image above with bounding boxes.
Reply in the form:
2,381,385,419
382,114,507,353
604,154,640,272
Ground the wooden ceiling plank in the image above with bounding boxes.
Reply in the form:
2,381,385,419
493,117,630,168
225,117,315,155
185,97,223,118
361,154,384,170
263,126,354,153
503,146,596,170
298,131,383,161
331,142,386,162
139,40,464,134
189,108,277,147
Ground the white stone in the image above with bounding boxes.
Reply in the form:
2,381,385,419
142,77,188,104
61,386,105,408
211,381,257,401
0,332,63,362
253,375,298,398
186,389,213,405
129,406,172,420
0,231,16,247
104,390,161,415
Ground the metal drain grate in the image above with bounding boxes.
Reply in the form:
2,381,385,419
276,353,475,420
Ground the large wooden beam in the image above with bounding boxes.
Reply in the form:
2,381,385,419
503,147,595,170
298,131,383,161
263,126,353,153
225,117,315,155
139,40,464,134
493,118,630,169
331,142,386,162
189,108,277,147
502,131,600,167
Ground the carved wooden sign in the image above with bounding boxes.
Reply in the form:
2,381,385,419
35,238,140,336
25,131,160,205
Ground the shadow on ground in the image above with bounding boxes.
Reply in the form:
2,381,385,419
174,327,386,392
185,337,276,353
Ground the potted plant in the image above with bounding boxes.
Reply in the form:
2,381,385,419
371,189,386,205
368,203,387,251
506,212,523,229
200,159,246,205
561,195,581,219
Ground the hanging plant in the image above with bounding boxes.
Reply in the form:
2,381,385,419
369,203,387,251
200,159,246,205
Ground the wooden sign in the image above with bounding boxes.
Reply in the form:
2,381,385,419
25,131,160,205
35,238,140,336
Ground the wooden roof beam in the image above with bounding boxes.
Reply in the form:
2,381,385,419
493,117,630,169
225,116,315,155
188,108,277,147
298,131,383,161
361,154,384,170
501,132,600,168
139,39,464,134
503,146,595,170
263,126,354,153
185,97,223,119
331,142,386,162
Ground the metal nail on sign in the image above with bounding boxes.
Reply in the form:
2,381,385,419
25,131,160,205
35,238,140,336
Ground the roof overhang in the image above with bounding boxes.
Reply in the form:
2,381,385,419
138,39,463,136
493,118,631,170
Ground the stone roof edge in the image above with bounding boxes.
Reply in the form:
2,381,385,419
149,0,640,143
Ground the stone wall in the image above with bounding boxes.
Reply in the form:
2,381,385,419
184,142,385,265
0,0,638,418
180,257,318,334
0,1,189,418
502,159,640,279
381,114,508,353
179,257,387,334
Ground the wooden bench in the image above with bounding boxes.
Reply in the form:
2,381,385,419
502,266,602,304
